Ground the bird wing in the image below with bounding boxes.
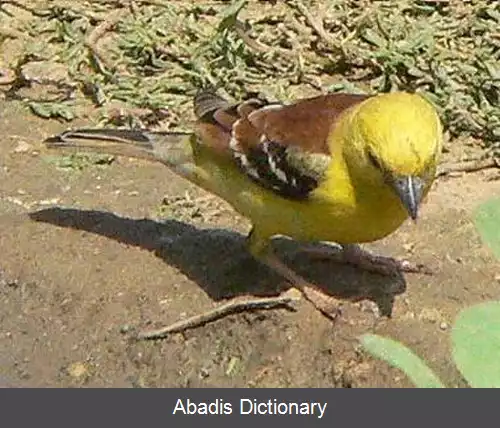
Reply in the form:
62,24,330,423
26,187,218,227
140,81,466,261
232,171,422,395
193,90,371,200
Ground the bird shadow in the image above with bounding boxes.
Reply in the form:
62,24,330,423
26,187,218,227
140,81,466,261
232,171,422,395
29,207,407,317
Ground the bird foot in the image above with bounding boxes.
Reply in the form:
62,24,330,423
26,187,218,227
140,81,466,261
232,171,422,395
301,244,433,276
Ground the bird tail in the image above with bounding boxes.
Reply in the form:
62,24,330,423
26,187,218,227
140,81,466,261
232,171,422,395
44,128,197,179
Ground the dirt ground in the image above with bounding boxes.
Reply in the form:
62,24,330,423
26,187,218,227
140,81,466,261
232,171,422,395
0,0,499,388
0,98,499,388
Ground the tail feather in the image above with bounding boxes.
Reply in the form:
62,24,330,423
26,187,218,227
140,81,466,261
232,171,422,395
193,89,231,121
44,128,196,177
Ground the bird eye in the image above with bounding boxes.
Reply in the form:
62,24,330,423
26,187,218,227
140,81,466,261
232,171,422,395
367,151,382,171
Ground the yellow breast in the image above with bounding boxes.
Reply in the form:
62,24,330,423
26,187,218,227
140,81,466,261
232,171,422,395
195,145,411,245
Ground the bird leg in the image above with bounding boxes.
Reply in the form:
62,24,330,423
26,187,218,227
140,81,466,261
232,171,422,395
248,230,342,320
301,243,433,276
260,252,342,320
138,230,343,340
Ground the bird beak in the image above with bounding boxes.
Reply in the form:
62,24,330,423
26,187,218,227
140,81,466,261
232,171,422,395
390,176,424,221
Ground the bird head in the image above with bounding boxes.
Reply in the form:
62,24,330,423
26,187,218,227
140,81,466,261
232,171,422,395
347,92,443,220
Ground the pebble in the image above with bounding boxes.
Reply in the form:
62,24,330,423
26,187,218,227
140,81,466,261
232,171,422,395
418,308,442,324
403,243,415,253
119,324,132,334
199,367,210,379
5,196,31,209
19,370,31,380
66,361,90,380
38,198,60,206
13,141,32,154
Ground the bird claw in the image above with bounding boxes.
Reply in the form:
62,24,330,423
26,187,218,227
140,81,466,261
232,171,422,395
398,259,434,275
344,252,434,277
301,244,433,277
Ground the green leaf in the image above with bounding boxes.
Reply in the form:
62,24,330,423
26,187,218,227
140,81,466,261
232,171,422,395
28,102,53,119
474,197,500,260
452,301,500,388
360,334,446,388
362,28,387,48
53,105,75,121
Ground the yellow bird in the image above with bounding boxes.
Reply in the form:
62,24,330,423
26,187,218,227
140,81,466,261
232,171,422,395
43,89,442,318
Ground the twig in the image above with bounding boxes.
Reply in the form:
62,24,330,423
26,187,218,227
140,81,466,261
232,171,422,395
92,0,172,7
233,20,272,54
233,19,324,89
0,0,38,16
0,27,24,39
136,295,300,340
437,157,499,177
85,8,128,74
287,0,333,44
286,0,343,57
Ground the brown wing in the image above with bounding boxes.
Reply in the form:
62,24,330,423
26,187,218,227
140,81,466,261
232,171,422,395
193,89,371,200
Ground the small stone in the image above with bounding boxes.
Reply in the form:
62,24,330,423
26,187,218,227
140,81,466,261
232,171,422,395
5,278,19,288
418,308,441,324
13,141,32,154
358,300,380,317
66,362,90,380
38,198,60,206
5,196,29,208
20,61,72,84
119,324,131,334
19,370,31,380
401,311,416,320
199,367,210,379
439,322,448,331
403,243,415,253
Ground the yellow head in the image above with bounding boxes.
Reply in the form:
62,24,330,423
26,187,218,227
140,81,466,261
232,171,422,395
345,92,443,219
